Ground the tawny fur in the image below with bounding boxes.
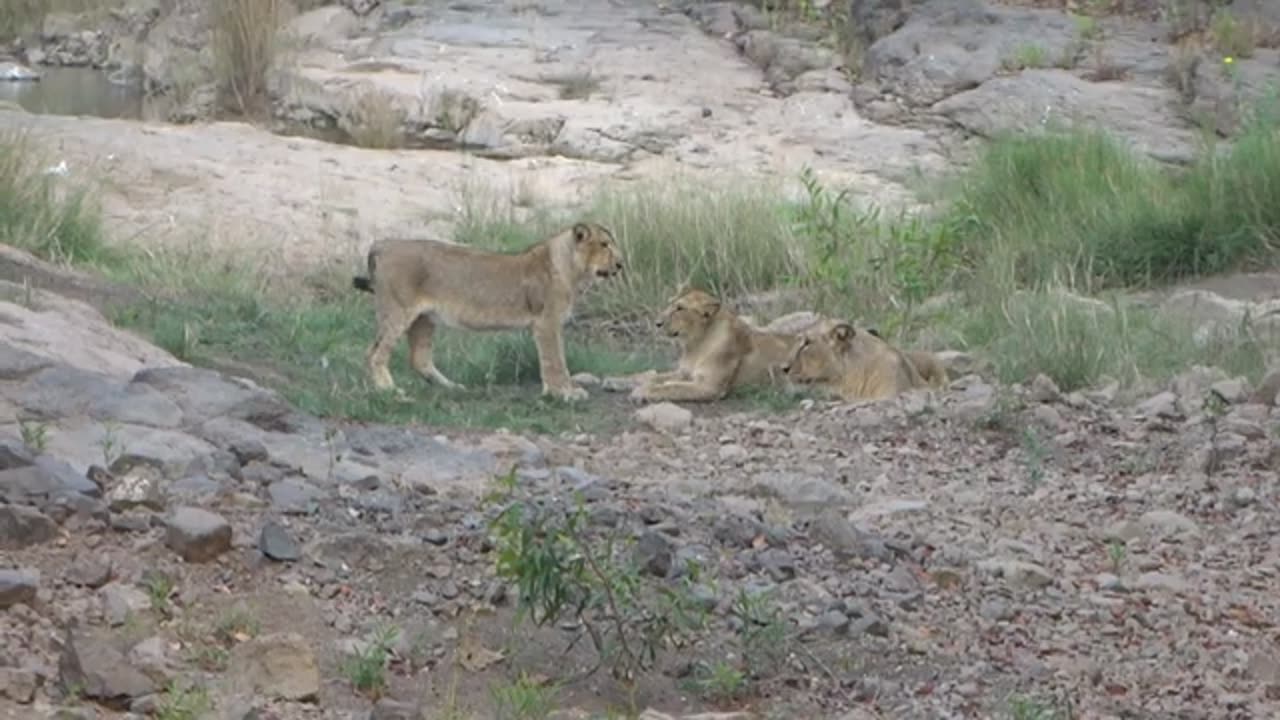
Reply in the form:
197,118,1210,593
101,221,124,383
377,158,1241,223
351,221,623,401
862,327,950,389
783,319,927,402
630,288,797,403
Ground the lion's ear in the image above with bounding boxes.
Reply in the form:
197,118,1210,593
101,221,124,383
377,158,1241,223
865,327,882,339
572,223,590,243
829,323,855,343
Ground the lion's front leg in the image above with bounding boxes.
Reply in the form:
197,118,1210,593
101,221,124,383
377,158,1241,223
532,318,587,402
630,373,730,403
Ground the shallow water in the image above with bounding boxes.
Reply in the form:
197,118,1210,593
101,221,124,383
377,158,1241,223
0,66,145,119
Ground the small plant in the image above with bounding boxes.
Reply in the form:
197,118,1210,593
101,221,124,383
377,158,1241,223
18,418,48,452
486,469,709,687
684,659,749,704
155,681,211,720
143,573,175,617
1007,692,1069,720
215,606,261,645
1020,427,1047,489
1003,43,1049,72
342,624,400,699
100,420,124,466
727,588,789,678
490,673,558,720
1211,10,1256,59
1105,540,1126,573
189,643,230,672
211,0,285,115
341,87,407,149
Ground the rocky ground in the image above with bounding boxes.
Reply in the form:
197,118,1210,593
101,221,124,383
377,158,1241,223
3,267,1280,719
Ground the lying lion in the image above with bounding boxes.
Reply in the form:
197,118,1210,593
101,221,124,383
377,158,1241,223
629,288,797,403
782,318,928,402
863,327,950,389
351,221,623,402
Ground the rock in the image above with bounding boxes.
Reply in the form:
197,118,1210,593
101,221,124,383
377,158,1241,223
1137,510,1200,539
752,471,855,507
1248,368,1280,406
66,551,113,588
1209,378,1250,405
0,568,38,609
979,597,1016,621
635,402,693,432
1134,391,1181,420
127,636,175,684
370,699,421,720
850,614,890,638
0,666,38,703
164,506,233,562
229,633,321,702
0,503,58,549
806,510,893,563
757,548,797,582
259,520,301,561
1132,572,1189,594
1028,373,1060,403
268,478,324,514
633,530,675,578
58,628,156,705
103,455,181,512
100,582,152,626
976,559,1054,590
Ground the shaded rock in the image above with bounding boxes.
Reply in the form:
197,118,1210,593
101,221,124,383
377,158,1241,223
633,530,675,578
370,698,422,720
635,402,693,433
228,632,321,702
66,551,113,589
806,510,893,563
0,503,58,549
0,568,38,608
58,628,156,705
164,506,232,562
259,520,301,562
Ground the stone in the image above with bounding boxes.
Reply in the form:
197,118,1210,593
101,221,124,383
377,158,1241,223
259,520,301,561
268,478,324,515
0,568,38,609
0,667,38,703
370,699,422,720
1028,373,1060,403
100,582,152,626
58,628,156,704
1210,378,1250,404
229,632,321,702
1134,391,1181,420
635,402,693,432
976,559,1054,590
66,551,114,588
164,506,233,562
633,530,674,578
0,503,58,549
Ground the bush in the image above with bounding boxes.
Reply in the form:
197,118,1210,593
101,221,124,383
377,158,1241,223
210,0,285,115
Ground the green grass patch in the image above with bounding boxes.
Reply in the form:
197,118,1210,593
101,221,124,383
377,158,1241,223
3,109,1280,432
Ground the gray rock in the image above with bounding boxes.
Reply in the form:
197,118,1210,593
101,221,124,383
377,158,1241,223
129,366,289,425
104,455,168,512
0,568,38,609
0,666,38,703
57,628,156,703
979,597,1016,621
0,456,99,504
633,530,675,578
0,503,58,549
818,609,851,634
1028,373,1061,403
850,614,890,638
807,509,893,562
259,520,301,562
66,551,113,588
370,699,421,720
228,632,321,702
268,478,323,514
752,471,854,508
976,559,1054,589
0,438,35,471
757,548,797,583
1134,391,1181,420
164,506,233,562
100,582,152,626
1210,378,1250,404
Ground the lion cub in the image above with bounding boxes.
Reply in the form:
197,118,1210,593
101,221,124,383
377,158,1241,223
630,288,796,403
782,319,927,402
351,222,623,402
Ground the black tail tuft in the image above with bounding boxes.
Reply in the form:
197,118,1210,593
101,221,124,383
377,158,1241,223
352,276,373,293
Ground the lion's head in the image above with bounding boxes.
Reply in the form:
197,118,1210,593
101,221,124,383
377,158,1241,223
655,288,722,342
783,320,879,384
570,222,624,280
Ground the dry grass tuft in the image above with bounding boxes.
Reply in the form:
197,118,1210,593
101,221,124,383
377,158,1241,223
210,0,285,116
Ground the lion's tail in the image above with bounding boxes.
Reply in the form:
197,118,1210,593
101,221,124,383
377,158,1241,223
351,248,377,293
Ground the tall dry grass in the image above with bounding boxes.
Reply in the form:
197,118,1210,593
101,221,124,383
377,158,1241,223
210,0,285,115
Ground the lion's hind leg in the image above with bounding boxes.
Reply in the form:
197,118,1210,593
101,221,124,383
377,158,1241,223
366,302,416,392
407,314,465,390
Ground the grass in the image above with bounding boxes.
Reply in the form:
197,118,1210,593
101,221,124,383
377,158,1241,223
3,103,1280,430
340,87,407,149
210,0,286,115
